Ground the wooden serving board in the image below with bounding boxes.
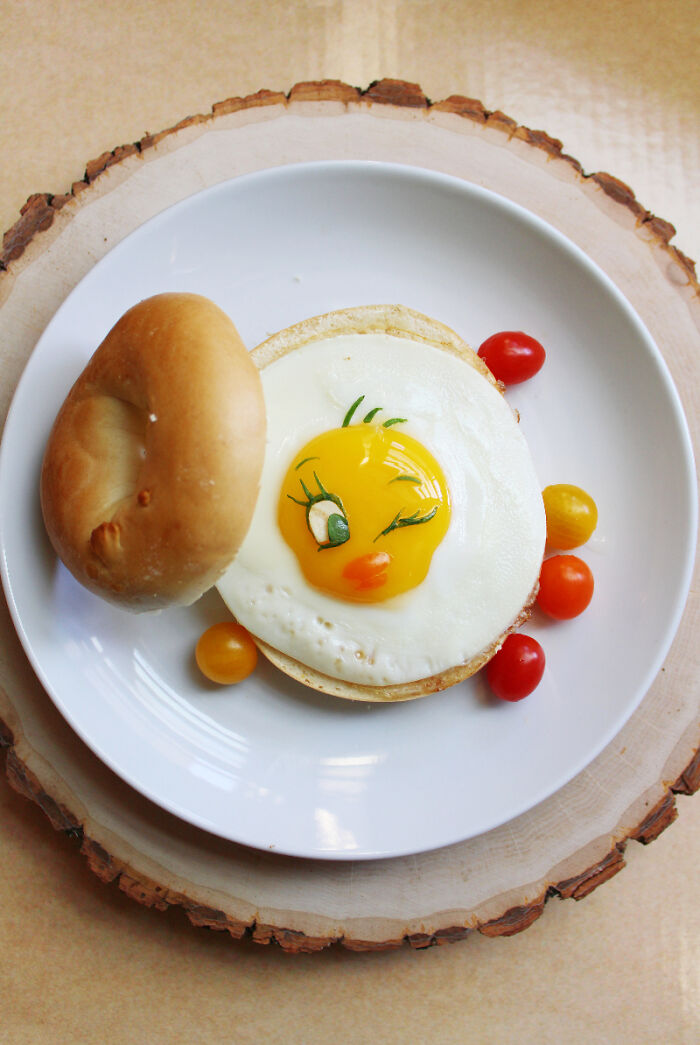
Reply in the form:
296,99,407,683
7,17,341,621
1,80,698,952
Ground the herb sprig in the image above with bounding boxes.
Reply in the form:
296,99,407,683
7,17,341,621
342,395,407,429
375,506,438,541
295,456,320,470
287,472,350,549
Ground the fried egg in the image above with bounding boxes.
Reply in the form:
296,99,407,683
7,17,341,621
216,330,545,687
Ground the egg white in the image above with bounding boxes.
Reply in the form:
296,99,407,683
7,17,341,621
216,333,545,686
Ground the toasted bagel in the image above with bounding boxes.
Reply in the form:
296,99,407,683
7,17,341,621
40,292,266,610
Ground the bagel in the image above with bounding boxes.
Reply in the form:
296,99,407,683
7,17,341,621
216,304,546,702
40,292,266,610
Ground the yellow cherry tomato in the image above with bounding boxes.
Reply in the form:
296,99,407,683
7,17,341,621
542,484,598,550
195,622,258,685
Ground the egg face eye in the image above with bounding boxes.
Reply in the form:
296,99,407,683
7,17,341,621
278,401,451,603
310,500,349,548
287,473,350,549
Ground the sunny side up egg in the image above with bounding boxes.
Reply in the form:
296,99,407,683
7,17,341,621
216,331,546,687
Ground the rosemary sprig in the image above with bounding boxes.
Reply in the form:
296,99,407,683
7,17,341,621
374,506,437,541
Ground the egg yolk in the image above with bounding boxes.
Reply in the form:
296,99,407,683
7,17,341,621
278,423,450,602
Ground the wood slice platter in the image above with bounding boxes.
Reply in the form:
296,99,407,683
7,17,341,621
0,80,698,952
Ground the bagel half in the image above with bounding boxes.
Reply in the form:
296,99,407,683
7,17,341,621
218,304,542,702
40,292,266,610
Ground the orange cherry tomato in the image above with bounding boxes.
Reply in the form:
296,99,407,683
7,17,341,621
477,331,546,384
195,622,258,684
486,633,545,701
542,484,598,549
537,555,594,619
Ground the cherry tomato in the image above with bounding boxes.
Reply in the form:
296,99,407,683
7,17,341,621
542,484,598,549
477,331,546,384
486,633,545,701
537,554,594,619
195,622,258,684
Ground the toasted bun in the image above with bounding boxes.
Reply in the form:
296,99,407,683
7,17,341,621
252,303,502,384
40,292,265,610
247,304,534,702
253,599,535,702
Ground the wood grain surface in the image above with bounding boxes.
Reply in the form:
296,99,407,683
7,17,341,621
1,80,697,954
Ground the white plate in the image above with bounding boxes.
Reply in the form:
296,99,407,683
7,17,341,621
0,162,696,860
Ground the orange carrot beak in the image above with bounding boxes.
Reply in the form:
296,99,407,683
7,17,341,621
342,551,392,590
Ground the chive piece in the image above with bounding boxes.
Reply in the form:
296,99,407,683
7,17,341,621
382,417,407,428
342,395,365,427
295,456,320,470
389,474,421,484
363,406,383,423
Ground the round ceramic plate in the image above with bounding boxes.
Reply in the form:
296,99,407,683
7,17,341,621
0,162,696,860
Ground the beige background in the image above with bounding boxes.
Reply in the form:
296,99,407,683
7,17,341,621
1,1,699,1042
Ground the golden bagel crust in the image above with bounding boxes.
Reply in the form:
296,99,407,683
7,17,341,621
40,293,266,610
247,303,535,702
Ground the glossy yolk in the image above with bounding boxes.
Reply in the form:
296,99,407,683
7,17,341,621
278,424,450,602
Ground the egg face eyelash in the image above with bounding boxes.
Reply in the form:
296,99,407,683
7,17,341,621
287,472,350,549
294,456,320,470
342,395,407,429
375,506,438,542
342,395,365,426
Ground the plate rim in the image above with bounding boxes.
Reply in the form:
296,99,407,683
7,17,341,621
0,159,697,861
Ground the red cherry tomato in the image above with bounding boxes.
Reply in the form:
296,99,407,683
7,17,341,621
478,331,546,384
537,554,594,619
486,634,545,701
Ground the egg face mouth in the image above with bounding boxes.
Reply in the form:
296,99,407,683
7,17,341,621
278,410,451,603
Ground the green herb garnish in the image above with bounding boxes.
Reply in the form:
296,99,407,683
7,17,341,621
362,406,383,423
341,396,408,428
342,395,365,427
388,474,421,484
287,472,350,549
375,506,437,541
382,417,407,428
327,514,349,545
295,456,320,470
